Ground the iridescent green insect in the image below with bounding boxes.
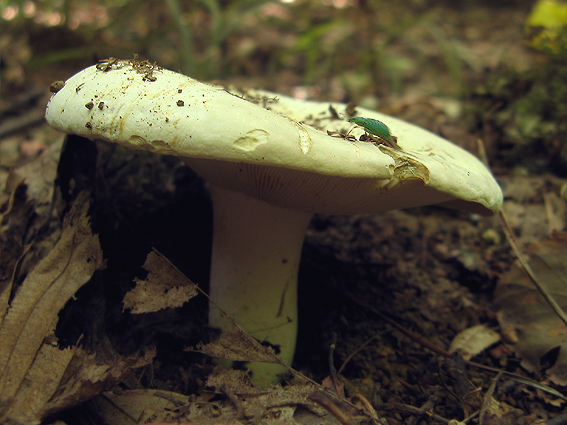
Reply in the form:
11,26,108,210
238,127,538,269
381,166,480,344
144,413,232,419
348,117,392,141
348,117,400,150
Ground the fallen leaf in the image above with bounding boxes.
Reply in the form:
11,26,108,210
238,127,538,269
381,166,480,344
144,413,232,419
0,191,104,402
204,366,255,394
123,249,198,314
0,184,33,323
494,233,567,385
7,136,63,231
449,324,501,361
1,138,64,320
0,191,154,423
41,345,156,419
88,389,190,425
188,326,282,364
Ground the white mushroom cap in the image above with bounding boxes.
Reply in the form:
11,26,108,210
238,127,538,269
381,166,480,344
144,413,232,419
241,89,503,215
45,59,503,216
45,59,503,386
46,61,389,177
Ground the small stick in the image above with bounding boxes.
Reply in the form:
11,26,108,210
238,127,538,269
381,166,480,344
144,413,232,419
308,392,353,425
338,334,379,375
328,332,342,396
404,396,437,425
221,382,246,420
375,402,453,425
478,370,503,425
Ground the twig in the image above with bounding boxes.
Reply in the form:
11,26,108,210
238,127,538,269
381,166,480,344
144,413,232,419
338,333,379,375
462,410,480,424
328,332,342,396
351,393,381,423
404,396,437,425
375,402,452,424
221,382,246,420
478,370,503,425
308,392,353,425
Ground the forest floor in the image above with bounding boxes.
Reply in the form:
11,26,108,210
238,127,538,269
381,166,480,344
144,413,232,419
1,1,566,424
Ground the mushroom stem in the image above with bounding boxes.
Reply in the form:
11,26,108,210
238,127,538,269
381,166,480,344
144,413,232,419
208,186,313,386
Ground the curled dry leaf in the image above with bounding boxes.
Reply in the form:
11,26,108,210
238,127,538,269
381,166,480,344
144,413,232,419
0,184,33,317
6,137,64,231
123,249,198,314
0,191,103,420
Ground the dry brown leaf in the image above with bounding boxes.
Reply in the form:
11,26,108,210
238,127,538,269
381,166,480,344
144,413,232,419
449,324,501,361
502,201,552,245
0,184,33,325
6,137,63,219
205,366,256,394
7,330,77,419
499,176,567,246
88,389,189,425
0,191,103,397
1,138,64,326
123,249,198,314
494,233,567,385
1,191,156,422
0,191,107,422
188,326,282,364
41,345,156,419
543,192,566,235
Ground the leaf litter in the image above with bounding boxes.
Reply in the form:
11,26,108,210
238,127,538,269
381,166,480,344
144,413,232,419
0,174,154,422
93,247,385,425
87,366,378,425
0,190,104,420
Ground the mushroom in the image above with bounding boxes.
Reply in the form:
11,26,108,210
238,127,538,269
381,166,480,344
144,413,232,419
45,59,503,386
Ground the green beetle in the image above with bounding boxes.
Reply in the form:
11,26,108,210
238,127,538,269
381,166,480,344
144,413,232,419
348,117,400,150
349,117,391,140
